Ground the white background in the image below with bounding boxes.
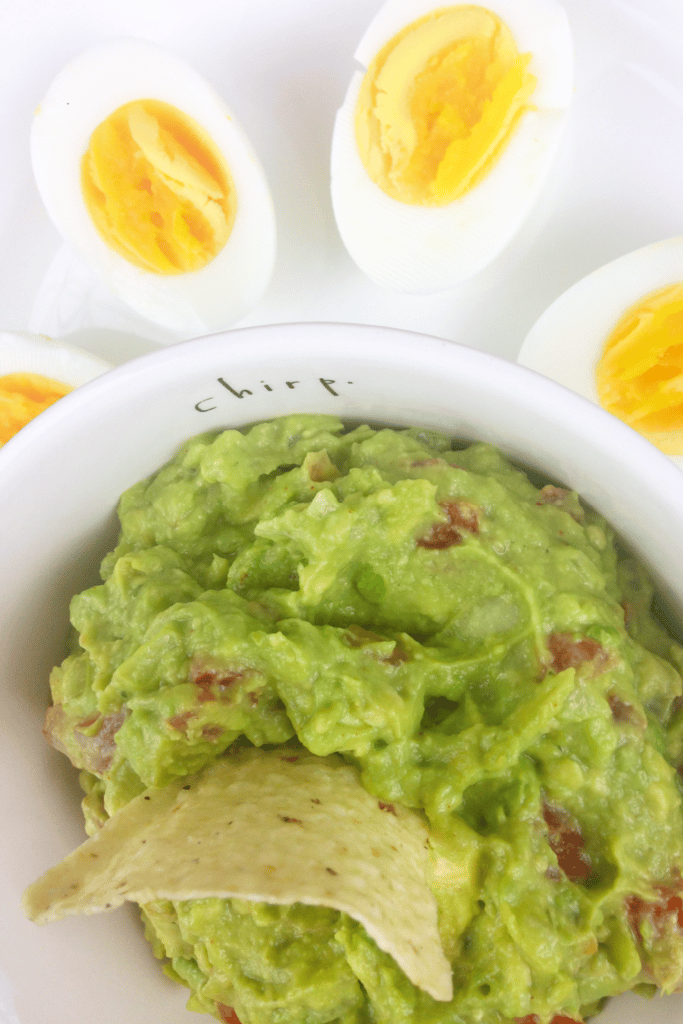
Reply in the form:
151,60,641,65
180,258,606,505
2,0,683,367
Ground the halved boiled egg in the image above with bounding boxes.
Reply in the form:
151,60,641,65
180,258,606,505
517,234,683,470
330,0,573,293
31,39,276,337
0,333,111,446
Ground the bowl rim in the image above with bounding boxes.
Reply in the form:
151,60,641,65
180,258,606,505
2,319,683,609
1,319,681,481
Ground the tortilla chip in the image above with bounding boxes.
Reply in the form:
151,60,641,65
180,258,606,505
23,748,452,1001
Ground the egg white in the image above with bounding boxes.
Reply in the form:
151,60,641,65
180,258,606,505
330,0,573,293
0,332,111,386
31,39,276,336
517,234,683,470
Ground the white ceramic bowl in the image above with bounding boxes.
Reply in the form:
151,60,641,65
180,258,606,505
1,322,683,1024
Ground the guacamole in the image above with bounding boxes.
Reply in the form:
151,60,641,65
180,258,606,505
43,414,683,1024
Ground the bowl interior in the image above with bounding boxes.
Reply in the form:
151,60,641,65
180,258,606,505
2,321,683,1024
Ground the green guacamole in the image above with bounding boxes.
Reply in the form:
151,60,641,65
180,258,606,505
45,414,683,1023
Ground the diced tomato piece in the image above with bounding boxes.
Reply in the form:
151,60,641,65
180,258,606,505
607,693,645,727
542,800,591,883
515,1015,583,1024
216,1005,241,1024
625,886,683,942
621,599,636,630
167,710,195,733
536,485,584,523
417,499,479,550
191,667,245,703
547,633,606,674
201,724,224,741
71,710,128,773
384,644,408,665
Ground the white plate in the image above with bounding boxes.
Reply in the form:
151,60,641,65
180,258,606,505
2,0,683,366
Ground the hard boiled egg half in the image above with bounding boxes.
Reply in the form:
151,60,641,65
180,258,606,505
331,0,573,293
31,39,276,337
518,234,683,470
0,333,111,446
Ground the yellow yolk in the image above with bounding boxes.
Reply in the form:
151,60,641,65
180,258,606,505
81,99,235,275
355,5,536,206
0,373,72,445
596,284,683,456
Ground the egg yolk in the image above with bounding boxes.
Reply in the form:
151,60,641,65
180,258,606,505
596,284,683,456
81,99,235,275
0,373,72,445
355,5,536,206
